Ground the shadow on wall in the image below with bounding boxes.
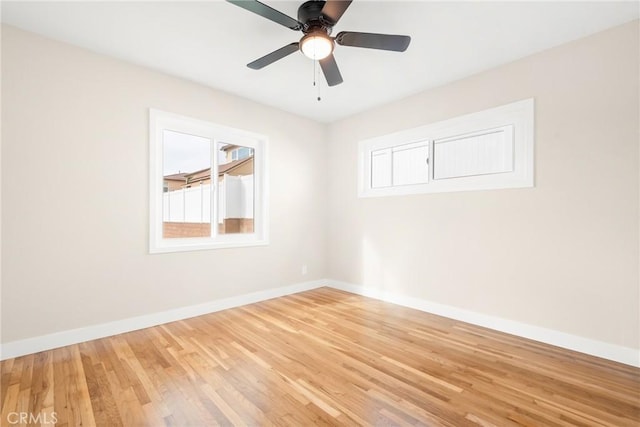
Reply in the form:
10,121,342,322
361,236,407,294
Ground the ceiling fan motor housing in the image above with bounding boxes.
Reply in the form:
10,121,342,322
298,0,333,34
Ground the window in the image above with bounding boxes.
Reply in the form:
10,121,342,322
371,141,430,188
231,146,252,161
432,125,514,180
358,98,534,197
149,109,268,253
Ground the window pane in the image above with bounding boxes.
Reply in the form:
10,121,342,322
433,125,514,180
237,147,251,160
162,130,211,238
217,143,254,234
392,141,429,186
371,148,392,188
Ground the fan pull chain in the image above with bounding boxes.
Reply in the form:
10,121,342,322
313,58,316,87
315,60,321,101
312,60,321,101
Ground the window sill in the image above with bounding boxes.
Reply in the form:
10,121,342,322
149,238,269,254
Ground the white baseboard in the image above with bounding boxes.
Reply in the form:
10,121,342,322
0,280,326,361
3,279,638,368
326,280,640,368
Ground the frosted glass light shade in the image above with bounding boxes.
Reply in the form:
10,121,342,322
300,33,333,60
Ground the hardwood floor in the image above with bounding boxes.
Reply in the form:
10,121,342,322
1,287,639,426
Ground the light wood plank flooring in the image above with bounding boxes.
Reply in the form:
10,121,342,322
1,287,639,426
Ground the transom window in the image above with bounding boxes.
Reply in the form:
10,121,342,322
358,99,534,197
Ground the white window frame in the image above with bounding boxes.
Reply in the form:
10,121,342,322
149,109,269,253
358,98,534,197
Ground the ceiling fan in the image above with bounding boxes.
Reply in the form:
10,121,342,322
227,0,411,87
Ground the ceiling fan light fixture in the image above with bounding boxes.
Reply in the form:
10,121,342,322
300,32,333,60
228,0,411,87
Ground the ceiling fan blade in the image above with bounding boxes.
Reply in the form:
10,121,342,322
319,54,343,87
247,43,299,69
335,31,411,52
227,0,302,30
320,0,353,25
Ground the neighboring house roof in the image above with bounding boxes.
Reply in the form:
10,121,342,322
164,172,188,181
219,156,252,175
219,144,238,152
163,156,253,184
184,167,210,179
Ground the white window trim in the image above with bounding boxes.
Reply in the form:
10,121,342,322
149,109,269,254
358,98,534,198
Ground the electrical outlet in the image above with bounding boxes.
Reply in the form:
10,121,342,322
301,265,308,275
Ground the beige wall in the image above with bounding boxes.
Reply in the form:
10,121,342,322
327,21,639,349
1,25,327,342
2,21,638,353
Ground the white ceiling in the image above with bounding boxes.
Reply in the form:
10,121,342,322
2,1,638,123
